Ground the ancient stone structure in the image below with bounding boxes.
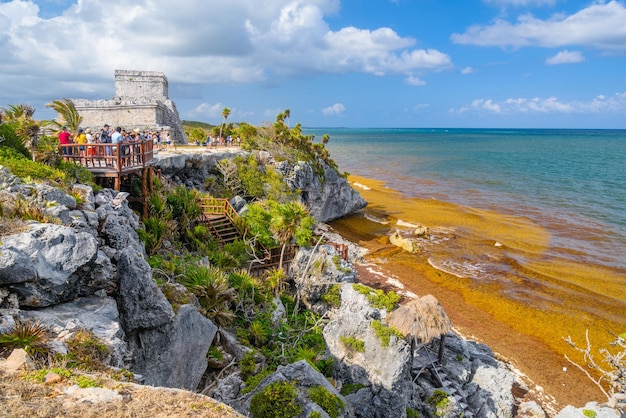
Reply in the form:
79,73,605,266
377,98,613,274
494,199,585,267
73,70,188,144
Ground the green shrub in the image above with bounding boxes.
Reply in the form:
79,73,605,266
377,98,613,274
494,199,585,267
340,336,365,353
239,351,258,381
428,389,450,416
250,380,302,418
406,407,420,418
352,284,400,311
321,284,342,308
307,385,344,418
65,329,111,371
340,383,366,396
315,358,335,378
310,412,322,418
370,320,403,347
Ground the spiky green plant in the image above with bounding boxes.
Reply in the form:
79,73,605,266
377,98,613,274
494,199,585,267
180,265,236,326
0,319,51,361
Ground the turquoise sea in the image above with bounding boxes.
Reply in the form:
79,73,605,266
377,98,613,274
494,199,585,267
306,128,626,273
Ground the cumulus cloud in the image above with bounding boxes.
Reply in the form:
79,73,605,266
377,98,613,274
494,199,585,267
455,93,626,114
0,0,452,106
405,75,426,86
483,0,556,7
451,1,626,51
546,50,584,65
461,66,474,74
190,103,227,119
322,103,345,116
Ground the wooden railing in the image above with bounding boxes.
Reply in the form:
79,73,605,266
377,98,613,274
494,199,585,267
59,139,154,172
199,197,248,237
199,197,299,276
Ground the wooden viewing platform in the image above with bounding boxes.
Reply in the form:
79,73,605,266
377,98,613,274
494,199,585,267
59,140,155,191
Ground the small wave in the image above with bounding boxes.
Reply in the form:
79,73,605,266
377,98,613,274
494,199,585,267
364,213,389,224
396,219,421,229
428,257,497,281
352,182,371,190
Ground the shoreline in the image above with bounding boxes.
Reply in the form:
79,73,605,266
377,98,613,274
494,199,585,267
329,174,610,412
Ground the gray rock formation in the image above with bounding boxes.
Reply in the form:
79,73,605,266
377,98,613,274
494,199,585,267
235,360,355,418
153,150,367,222
19,295,128,368
0,223,112,307
127,304,217,390
274,160,367,222
323,284,414,418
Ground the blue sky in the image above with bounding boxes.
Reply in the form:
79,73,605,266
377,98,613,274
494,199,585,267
1,0,626,128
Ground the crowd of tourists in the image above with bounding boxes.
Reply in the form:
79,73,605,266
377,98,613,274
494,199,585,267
58,123,173,168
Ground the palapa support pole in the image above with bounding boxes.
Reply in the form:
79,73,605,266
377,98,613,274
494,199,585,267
438,334,446,364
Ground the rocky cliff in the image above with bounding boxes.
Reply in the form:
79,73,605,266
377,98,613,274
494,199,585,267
152,149,367,222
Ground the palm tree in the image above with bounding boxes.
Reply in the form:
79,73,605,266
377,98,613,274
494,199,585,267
45,98,82,133
322,134,330,145
283,108,290,128
219,107,231,141
269,201,315,269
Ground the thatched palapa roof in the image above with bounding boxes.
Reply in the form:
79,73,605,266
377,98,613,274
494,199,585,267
385,294,453,344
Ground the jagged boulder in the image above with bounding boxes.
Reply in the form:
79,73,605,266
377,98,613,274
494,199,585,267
235,359,355,417
323,284,414,417
18,295,129,368
0,223,113,307
290,244,357,314
116,247,174,332
274,160,367,222
126,304,218,391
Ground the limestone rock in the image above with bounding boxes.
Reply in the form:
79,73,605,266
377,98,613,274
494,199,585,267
116,247,174,332
0,223,105,307
0,348,35,375
127,304,217,391
555,402,622,418
323,284,413,416
19,295,128,368
290,244,356,314
390,231,421,253
274,160,367,222
236,360,355,418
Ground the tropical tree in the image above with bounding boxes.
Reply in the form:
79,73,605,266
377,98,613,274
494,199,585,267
219,107,231,140
0,104,40,160
45,98,82,133
269,201,315,268
322,134,330,145
283,108,290,128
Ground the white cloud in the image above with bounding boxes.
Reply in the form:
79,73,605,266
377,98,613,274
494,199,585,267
0,0,452,107
546,50,585,65
455,93,626,114
322,103,345,116
190,103,227,119
451,1,626,51
483,0,557,7
461,66,474,74
405,75,426,86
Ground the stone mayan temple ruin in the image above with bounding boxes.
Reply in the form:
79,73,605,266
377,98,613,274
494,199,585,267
73,70,188,144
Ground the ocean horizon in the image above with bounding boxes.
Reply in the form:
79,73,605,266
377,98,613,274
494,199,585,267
304,127,626,379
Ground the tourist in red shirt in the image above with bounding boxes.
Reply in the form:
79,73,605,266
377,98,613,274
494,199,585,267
58,126,72,155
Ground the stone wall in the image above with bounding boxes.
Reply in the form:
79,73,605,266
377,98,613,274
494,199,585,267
115,70,168,99
73,70,188,144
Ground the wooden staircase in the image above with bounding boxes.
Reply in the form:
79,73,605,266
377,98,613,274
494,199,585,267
412,347,477,417
204,214,240,245
198,197,296,276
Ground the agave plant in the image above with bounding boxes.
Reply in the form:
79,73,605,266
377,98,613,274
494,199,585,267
180,265,236,326
0,319,52,361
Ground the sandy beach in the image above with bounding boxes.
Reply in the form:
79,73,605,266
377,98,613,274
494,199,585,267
330,174,610,413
